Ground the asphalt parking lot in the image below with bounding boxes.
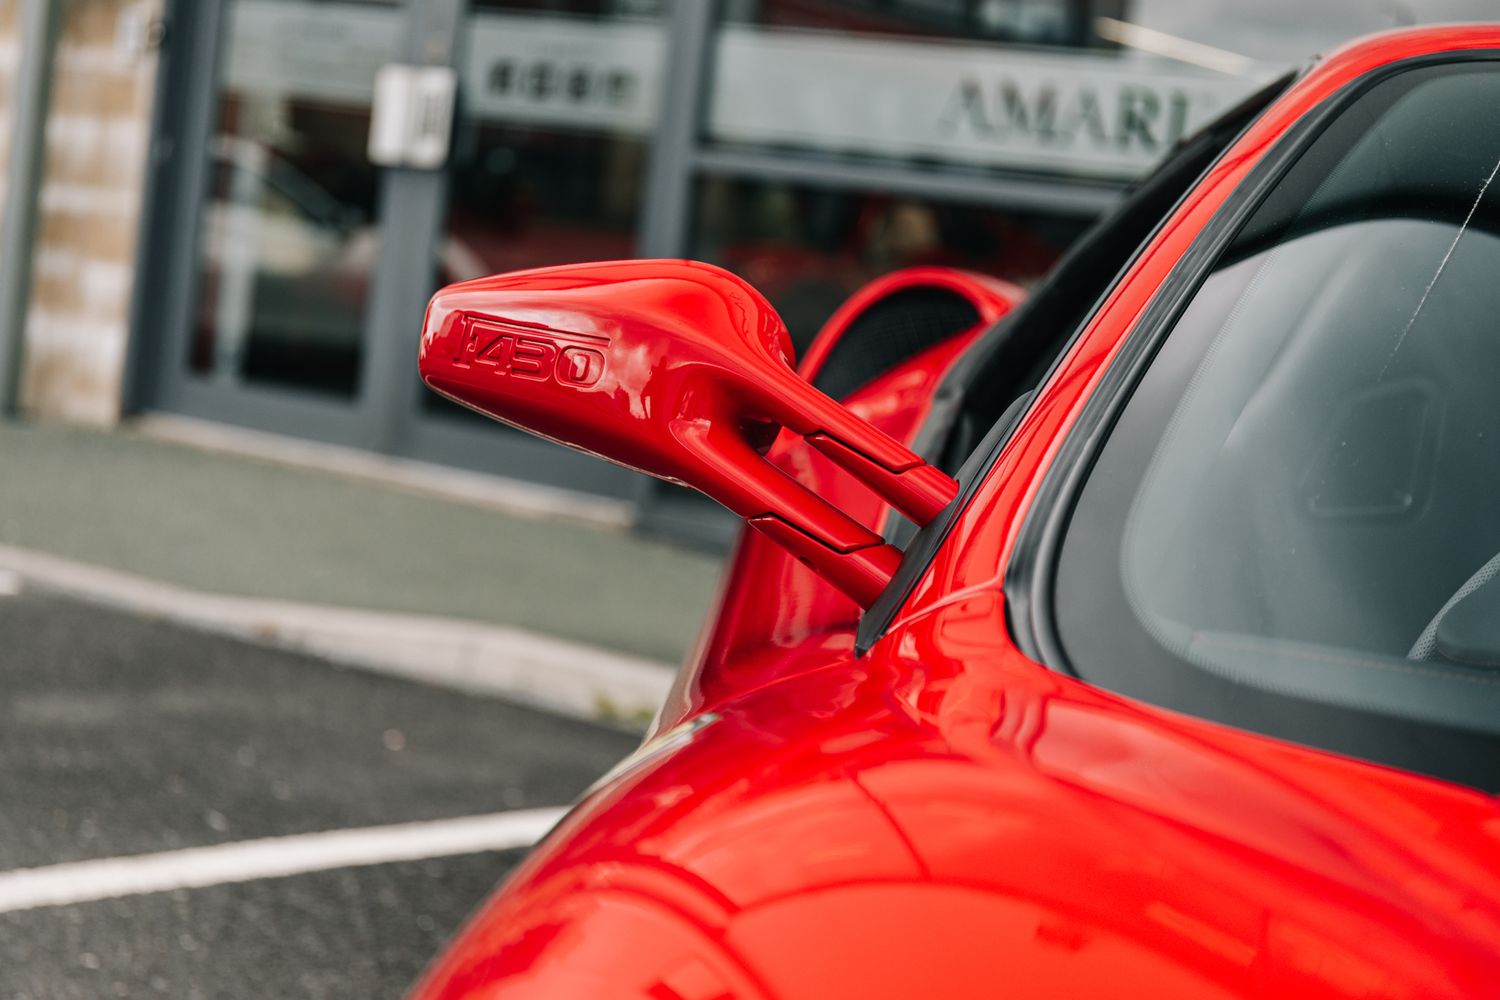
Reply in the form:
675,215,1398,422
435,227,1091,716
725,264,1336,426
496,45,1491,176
0,590,639,999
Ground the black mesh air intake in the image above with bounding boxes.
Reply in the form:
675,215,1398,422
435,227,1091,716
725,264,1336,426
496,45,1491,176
810,287,980,402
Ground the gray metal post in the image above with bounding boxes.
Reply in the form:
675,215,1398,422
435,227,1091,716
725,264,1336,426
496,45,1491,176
355,0,462,454
0,0,62,414
636,0,714,259
632,2,739,544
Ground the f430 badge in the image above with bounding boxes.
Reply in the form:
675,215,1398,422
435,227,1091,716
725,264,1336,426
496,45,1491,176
453,318,606,388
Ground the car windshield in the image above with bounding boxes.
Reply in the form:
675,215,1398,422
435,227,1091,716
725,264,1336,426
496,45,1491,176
1054,60,1500,790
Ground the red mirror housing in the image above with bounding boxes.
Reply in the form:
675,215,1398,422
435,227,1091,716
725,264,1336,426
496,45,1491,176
418,259,959,607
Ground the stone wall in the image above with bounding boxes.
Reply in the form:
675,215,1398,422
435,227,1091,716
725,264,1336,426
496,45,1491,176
18,0,162,425
0,2,19,239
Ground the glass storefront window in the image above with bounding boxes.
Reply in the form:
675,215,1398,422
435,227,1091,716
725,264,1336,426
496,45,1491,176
188,0,399,397
424,0,666,421
707,1,1500,189
439,124,646,285
691,177,1088,352
444,0,664,284
708,0,1284,185
706,1,1285,185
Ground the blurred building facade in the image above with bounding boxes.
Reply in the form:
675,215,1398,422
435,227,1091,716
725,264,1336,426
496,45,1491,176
0,0,162,424
0,0,1491,535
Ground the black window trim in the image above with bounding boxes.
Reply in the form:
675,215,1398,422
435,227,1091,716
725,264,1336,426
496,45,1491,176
1004,50,1500,675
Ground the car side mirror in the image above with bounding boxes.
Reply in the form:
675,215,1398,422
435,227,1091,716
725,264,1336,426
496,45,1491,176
419,259,958,607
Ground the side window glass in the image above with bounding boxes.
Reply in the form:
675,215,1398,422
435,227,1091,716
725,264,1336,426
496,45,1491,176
1052,62,1500,789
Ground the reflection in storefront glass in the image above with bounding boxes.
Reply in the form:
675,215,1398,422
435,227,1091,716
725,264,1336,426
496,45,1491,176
439,126,646,285
188,0,397,397
692,178,1089,352
424,0,663,421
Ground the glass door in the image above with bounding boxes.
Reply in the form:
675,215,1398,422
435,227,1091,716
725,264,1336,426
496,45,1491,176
148,0,431,445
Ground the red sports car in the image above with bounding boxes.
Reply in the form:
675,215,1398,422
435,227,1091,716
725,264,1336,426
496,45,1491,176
411,25,1500,998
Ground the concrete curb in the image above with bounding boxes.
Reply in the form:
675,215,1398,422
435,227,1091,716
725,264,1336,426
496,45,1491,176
0,544,674,730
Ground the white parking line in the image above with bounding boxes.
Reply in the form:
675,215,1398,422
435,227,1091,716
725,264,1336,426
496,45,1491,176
0,807,568,914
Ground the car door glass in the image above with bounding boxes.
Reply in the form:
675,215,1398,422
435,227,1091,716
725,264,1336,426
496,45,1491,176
1052,61,1500,790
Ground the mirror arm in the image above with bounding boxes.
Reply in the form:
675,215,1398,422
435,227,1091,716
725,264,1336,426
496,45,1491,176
684,415,907,608
804,433,957,525
747,515,903,608
752,368,960,526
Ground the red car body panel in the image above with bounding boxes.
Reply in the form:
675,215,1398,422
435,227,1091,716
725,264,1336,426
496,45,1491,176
411,26,1500,1000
